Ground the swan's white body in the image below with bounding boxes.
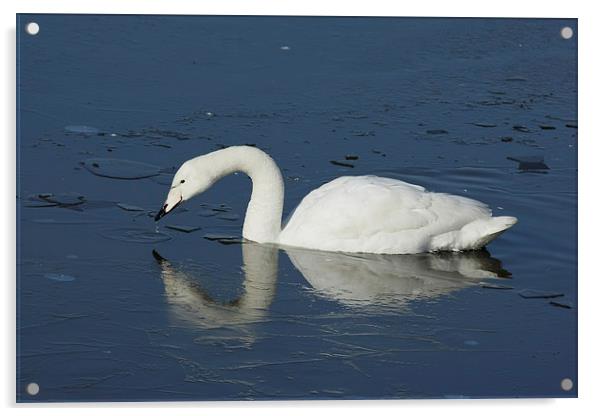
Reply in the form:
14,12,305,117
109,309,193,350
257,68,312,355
157,146,517,254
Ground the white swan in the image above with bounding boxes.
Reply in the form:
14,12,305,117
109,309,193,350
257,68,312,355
155,146,517,254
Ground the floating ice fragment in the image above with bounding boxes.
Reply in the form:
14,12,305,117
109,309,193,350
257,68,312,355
198,208,218,217
480,283,513,290
217,213,240,222
23,200,58,208
33,218,93,224
44,273,76,282
64,125,100,135
203,234,242,245
165,224,202,233
507,156,550,171
116,203,145,212
100,227,172,243
83,158,161,180
41,193,86,206
518,289,564,299
150,173,174,186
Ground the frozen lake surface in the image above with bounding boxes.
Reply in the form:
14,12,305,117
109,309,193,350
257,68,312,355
17,15,577,401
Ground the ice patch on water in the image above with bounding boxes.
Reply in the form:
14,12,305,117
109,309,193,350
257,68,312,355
65,125,100,135
100,227,172,243
44,273,76,282
82,158,161,180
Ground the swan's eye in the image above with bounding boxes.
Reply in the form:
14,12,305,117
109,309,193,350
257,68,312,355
180,180,185,184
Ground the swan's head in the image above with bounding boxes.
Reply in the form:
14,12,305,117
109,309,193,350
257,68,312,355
155,159,213,221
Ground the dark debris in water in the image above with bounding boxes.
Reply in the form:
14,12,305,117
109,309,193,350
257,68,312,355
507,156,550,171
550,300,573,309
426,129,448,135
351,130,375,137
472,122,497,128
500,137,513,143
345,155,359,160
208,204,231,213
545,115,576,122
512,125,530,133
539,124,556,130
149,142,172,149
330,160,355,168
518,289,564,299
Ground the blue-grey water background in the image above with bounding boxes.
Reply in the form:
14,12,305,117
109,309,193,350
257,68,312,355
16,15,577,402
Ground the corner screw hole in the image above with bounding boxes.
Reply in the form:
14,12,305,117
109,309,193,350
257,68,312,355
560,27,573,40
26,382,40,396
25,22,40,36
561,378,573,391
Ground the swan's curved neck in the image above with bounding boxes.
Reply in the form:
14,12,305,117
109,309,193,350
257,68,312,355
199,146,284,243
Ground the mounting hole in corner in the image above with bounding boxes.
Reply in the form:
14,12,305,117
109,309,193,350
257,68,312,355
25,22,40,36
560,378,574,391
26,382,40,396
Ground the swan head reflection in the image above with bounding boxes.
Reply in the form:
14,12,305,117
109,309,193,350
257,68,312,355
152,242,278,345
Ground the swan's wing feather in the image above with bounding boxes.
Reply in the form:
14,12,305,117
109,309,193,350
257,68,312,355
284,176,427,234
280,176,492,253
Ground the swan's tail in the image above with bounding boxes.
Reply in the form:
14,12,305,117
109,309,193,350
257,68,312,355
468,216,518,248
430,216,517,251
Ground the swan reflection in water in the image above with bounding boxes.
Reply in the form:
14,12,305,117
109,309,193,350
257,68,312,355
152,243,278,337
286,246,509,309
153,242,510,340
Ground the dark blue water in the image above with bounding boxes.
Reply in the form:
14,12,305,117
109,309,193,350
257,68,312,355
16,15,577,402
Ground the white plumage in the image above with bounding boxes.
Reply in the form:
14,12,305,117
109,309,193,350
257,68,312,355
279,175,517,254
157,146,517,254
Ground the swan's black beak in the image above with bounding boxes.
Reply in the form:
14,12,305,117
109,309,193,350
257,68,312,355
154,205,168,221
154,199,182,221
